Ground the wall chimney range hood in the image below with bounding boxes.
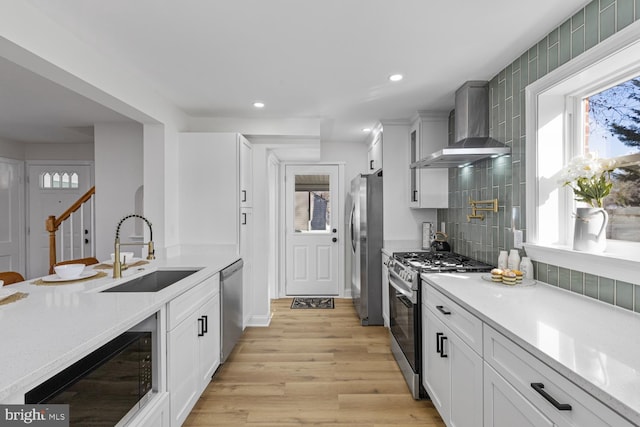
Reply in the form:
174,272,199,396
411,81,510,168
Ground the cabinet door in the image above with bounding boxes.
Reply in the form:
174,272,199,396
240,208,252,328
449,326,483,427
239,137,253,208
484,363,553,427
168,311,200,427
409,123,420,207
368,134,382,172
423,306,450,419
417,117,448,208
198,293,221,388
381,252,389,328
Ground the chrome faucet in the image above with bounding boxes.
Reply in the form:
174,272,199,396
113,214,155,278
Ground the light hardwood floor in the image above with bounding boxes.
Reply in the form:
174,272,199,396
183,298,446,426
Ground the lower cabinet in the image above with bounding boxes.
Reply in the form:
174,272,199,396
422,305,483,427
133,392,171,427
167,274,221,427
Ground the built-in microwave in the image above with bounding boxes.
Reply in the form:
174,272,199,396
26,315,157,426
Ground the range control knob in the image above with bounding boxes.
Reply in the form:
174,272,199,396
406,274,413,282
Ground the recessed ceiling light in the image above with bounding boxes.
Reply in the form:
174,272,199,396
253,101,265,108
362,128,371,132
389,74,403,82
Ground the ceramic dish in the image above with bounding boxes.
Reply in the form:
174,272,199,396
0,288,17,302
42,270,100,283
481,274,536,287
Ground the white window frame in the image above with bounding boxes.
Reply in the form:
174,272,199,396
525,20,640,285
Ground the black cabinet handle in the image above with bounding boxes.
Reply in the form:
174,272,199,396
242,190,247,202
202,315,208,334
440,336,448,358
436,332,444,354
530,383,572,411
370,160,374,170
436,305,451,315
197,317,205,337
412,190,418,202
242,213,247,225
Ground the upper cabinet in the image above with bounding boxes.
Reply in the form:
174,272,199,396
409,113,449,209
239,137,253,208
367,132,383,173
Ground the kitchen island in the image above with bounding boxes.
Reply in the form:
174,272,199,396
0,250,239,411
422,272,640,426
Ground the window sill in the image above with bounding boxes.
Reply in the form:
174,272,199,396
524,243,640,284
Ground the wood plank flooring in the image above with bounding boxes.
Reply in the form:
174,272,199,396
183,298,446,427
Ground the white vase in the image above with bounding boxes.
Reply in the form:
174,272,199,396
573,207,608,252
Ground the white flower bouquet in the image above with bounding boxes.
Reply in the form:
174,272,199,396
559,152,616,208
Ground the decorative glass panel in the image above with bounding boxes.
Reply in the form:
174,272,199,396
52,173,61,188
43,173,51,188
61,173,70,188
40,170,82,189
294,174,331,232
71,173,79,188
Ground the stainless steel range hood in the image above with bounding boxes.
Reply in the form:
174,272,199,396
411,81,511,168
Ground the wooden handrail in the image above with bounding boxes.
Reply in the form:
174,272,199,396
46,186,96,272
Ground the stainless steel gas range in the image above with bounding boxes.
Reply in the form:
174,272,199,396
387,251,493,399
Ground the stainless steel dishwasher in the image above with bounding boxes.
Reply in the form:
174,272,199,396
220,259,243,363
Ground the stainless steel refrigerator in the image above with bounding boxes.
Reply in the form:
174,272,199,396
348,170,383,325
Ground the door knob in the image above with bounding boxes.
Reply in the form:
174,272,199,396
332,228,337,233
332,237,337,242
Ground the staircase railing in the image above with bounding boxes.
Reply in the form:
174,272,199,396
46,186,96,273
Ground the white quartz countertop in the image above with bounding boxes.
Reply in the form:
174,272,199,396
422,272,640,426
0,251,240,402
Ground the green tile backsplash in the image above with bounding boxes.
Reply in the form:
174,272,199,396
437,0,640,314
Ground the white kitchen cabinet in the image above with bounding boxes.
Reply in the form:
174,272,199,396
131,392,171,427
240,207,252,328
483,325,634,427
484,363,553,427
239,138,253,208
409,113,448,208
367,132,383,172
381,251,389,328
167,274,220,427
178,132,251,247
422,303,483,427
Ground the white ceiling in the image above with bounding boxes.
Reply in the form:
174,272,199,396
7,0,590,144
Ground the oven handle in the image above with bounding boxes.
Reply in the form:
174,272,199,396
388,273,414,301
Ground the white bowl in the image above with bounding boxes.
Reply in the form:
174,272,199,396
54,264,85,280
110,252,135,264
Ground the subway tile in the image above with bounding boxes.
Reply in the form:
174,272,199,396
506,99,513,142
635,285,640,312
616,281,634,310
513,117,521,146
600,0,615,11
548,28,559,46
585,274,599,298
529,57,538,84
512,55,521,72
585,1,600,50
600,3,616,41
570,270,585,294
559,267,571,290
572,8,585,29
538,39,548,78
636,0,640,20
547,265,559,286
559,19,572,65
548,44,559,71
520,183,526,227
512,69,521,106
617,0,634,30
520,52,529,86
528,44,538,60
599,277,615,304
572,24,585,58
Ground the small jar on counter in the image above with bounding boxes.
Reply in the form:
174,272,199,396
508,249,520,270
497,250,508,269
520,257,534,279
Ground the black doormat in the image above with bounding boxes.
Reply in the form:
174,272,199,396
291,297,334,309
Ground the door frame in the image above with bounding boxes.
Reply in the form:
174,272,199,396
278,162,345,298
0,157,25,275
26,160,94,277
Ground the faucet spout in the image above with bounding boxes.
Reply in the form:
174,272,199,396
113,214,155,278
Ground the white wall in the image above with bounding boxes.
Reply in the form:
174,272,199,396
24,142,93,161
381,121,437,249
94,122,144,260
0,138,25,160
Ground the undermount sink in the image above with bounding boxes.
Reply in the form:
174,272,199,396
101,269,201,292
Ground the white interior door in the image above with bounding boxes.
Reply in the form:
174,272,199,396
27,162,93,278
0,158,24,275
285,164,340,296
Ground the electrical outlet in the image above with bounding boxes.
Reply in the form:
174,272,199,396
514,229,523,249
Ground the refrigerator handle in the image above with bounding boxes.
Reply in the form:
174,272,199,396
349,204,356,254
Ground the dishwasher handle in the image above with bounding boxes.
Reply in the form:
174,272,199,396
221,259,244,280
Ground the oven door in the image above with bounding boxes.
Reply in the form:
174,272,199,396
388,269,418,372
